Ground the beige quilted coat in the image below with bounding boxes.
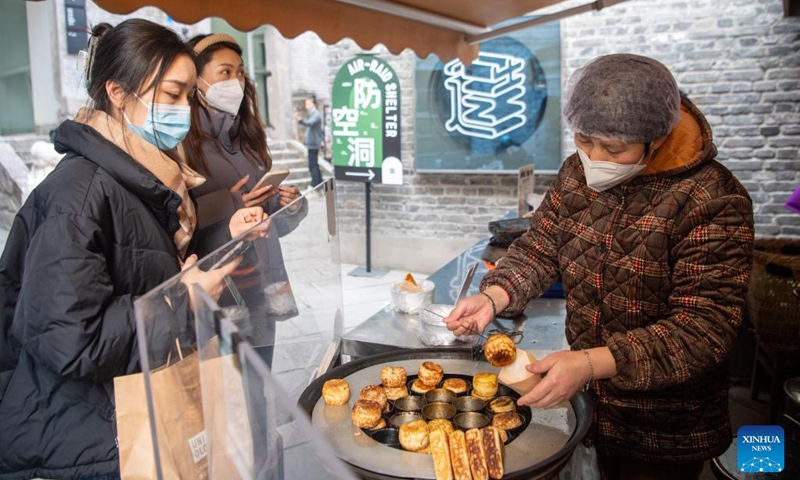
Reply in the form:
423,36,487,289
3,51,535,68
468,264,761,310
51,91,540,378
482,97,754,462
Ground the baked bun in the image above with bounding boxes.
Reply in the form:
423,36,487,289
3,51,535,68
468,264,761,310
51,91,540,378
322,379,350,406
384,385,409,401
442,378,469,394
484,333,516,367
351,400,382,429
491,412,522,430
360,385,388,410
428,419,455,436
381,366,407,388
399,419,430,452
411,379,437,394
472,372,498,399
371,417,387,430
418,361,444,386
488,396,516,414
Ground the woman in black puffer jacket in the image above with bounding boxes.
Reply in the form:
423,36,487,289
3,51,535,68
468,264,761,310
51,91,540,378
0,19,264,480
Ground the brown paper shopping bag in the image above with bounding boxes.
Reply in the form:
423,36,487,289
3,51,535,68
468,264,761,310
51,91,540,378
114,350,208,480
197,339,254,480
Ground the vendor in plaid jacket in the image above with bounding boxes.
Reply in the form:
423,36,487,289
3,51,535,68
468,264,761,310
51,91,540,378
446,53,754,479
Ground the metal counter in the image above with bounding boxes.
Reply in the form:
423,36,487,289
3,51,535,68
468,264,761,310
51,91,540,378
341,238,569,361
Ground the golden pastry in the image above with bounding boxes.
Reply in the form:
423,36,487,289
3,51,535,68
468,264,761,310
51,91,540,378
418,361,444,387
484,333,517,367
497,428,508,444
381,366,408,388
371,417,387,430
410,379,437,394
442,378,469,394
428,419,455,436
465,428,489,480
448,430,471,480
322,379,350,406
351,399,382,429
360,385,388,410
384,385,409,401
491,412,522,430
399,419,430,452
482,426,504,480
488,396,516,414
472,372,498,399
429,428,453,480
399,272,424,293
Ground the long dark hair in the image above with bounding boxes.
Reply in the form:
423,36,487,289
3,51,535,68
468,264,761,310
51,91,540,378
183,36,271,174
85,19,193,158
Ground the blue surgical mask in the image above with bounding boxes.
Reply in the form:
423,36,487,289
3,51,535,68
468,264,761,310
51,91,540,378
123,94,191,150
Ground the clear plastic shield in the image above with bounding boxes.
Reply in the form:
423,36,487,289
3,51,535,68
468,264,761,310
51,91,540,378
132,180,350,479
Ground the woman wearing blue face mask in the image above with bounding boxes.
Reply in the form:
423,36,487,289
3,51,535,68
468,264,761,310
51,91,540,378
445,54,755,478
0,20,265,479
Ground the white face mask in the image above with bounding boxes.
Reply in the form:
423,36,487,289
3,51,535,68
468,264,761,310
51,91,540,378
199,77,244,116
577,147,648,192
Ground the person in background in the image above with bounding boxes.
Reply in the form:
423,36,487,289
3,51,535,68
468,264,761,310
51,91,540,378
295,95,325,188
183,34,307,352
445,53,754,479
0,19,264,479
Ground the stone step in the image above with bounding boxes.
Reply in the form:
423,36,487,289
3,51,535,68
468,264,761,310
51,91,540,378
270,149,302,161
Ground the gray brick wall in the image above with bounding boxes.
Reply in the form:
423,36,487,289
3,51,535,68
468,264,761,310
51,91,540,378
562,0,800,237
329,0,800,243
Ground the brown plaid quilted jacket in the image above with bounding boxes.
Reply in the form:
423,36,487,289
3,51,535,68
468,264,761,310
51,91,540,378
482,97,754,462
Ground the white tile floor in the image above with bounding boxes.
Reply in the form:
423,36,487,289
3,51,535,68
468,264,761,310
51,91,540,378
339,264,426,332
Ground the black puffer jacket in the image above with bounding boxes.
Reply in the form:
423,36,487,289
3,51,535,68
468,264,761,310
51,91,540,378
0,120,224,479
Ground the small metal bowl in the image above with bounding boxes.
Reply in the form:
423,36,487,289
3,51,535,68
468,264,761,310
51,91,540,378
394,395,424,412
424,388,456,405
452,396,486,413
422,402,457,421
369,427,400,448
453,411,490,430
390,412,424,428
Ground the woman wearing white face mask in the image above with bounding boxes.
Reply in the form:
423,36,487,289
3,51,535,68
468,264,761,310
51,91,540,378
184,34,305,227
445,54,754,478
183,35,307,354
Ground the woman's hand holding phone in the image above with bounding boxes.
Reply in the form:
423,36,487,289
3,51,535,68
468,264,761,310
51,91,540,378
229,174,277,208
180,253,241,308
277,185,302,208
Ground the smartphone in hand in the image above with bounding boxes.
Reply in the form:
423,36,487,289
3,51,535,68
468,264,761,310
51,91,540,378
252,169,290,191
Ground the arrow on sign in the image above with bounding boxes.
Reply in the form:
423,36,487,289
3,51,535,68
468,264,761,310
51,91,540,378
345,169,376,181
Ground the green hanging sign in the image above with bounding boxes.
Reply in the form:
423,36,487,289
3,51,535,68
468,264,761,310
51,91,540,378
331,55,402,185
